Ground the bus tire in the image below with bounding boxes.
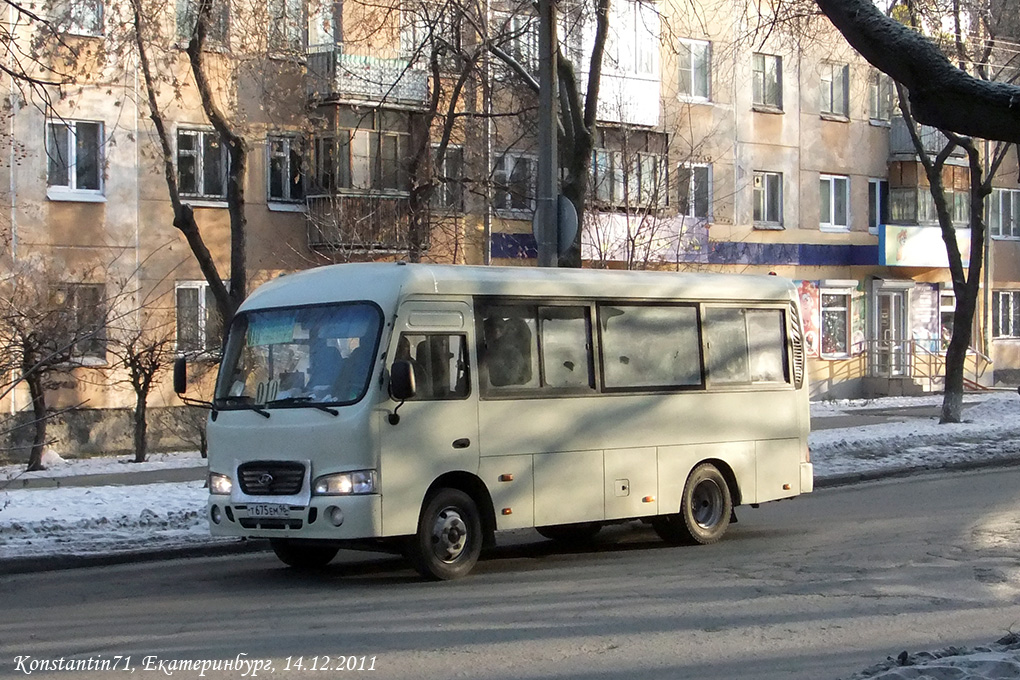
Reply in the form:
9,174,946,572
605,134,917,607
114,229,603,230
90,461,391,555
406,488,482,581
653,463,731,546
536,522,602,543
270,539,340,568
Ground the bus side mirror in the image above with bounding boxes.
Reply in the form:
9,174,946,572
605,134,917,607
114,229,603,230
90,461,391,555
389,360,417,401
173,356,188,395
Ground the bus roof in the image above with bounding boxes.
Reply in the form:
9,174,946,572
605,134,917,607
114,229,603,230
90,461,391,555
239,262,798,312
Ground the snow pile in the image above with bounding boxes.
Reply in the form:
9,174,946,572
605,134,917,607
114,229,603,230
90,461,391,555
809,393,1020,478
0,480,218,558
843,634,1020,679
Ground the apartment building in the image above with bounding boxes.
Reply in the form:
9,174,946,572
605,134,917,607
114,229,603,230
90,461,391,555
2,0,1017,456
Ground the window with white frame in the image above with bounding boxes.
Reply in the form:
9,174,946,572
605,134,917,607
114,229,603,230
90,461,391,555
753,170,782,226
820,290,851,357
54,283,106,360
495,11,538,73
869,70,893,122
47,120,103,194
820,174,849,231
268,136,304,203
178,129,227,199
677,163,711,219
678,39,710,100
176,0,229,44
820,62,849,117
431,145,464,212
267,0,303,52
868,178,888,232
989,188,1020,238
176,281,224,354
493,152,535,213
752,53,782,109
592,149,665,208
993,290,1020,338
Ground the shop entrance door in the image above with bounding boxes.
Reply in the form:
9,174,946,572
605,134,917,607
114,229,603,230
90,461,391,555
873,290,908,376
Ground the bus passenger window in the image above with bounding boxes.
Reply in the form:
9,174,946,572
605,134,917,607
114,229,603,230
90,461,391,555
482,309,537,389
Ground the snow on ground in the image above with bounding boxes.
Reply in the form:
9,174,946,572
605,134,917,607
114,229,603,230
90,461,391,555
3,391,1020,678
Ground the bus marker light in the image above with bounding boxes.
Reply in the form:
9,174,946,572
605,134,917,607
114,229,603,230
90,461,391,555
502,508,512,515
783,484,791,491
499,474,514,482
642,496,655,503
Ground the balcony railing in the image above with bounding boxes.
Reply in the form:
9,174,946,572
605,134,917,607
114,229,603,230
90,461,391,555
306,193,412,252
306,45,428,107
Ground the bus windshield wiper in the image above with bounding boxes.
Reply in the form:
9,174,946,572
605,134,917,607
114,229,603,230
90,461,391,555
267,396,339,416
218,395,271,418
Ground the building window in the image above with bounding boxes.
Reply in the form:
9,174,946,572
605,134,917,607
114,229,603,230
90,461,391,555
494,11,538,73
678,39,710,100
176,0,229,44
267,0,303,52
752,53,782,109
820,174,849,231
869,71,893,122
371,132,407,191
753,170,782,227
993,291,1020,338
177,129,227,199
677,163,711,219
268,136,304,203
47,120,103,194
869,178,889,232
54,0,103,35
54,283,106,361
493,152,536,214
431,145,464,212
821,291,851,357
176,281,224,354
591,149,665,208
989,188,1020,238
311,134,351,193
820,62,849,117
940,288,955,349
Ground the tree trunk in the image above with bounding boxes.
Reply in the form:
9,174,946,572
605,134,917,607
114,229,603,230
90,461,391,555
23,359,48,472
133,391,148,463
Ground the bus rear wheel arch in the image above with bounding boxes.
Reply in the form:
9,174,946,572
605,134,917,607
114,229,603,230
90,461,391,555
653,462,732,546
406,488,483,580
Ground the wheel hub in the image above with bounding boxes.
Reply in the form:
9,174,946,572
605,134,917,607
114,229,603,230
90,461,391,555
430,508,467,562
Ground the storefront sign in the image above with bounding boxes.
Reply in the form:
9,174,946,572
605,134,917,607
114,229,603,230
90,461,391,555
879,225,971,267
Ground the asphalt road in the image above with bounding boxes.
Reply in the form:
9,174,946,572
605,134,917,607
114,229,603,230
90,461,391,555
3,466,1020,680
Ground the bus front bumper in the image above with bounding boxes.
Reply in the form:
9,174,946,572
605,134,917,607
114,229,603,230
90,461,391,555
207,494,382,540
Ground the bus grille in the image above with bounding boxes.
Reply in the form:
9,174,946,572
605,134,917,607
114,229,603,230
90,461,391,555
237,461,305,495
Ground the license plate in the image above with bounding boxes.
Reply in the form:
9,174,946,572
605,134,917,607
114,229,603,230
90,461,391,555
249,504,290,518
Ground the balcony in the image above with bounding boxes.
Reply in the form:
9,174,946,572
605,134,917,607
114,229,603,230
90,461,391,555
306,45,429,107
306,193,412,252
889,116,967,161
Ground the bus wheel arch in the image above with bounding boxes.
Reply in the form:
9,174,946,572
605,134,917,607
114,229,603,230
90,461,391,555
653,460,735,546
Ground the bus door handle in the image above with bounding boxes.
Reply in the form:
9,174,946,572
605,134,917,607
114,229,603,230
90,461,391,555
452,438,471,449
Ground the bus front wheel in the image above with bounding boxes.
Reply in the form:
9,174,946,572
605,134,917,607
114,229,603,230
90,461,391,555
653,463,732,546
270,539,340,568
406,488,482,580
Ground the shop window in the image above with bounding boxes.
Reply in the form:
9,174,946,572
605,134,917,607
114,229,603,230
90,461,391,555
821,292,850,357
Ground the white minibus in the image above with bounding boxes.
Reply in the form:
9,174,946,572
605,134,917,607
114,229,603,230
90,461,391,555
176,262,812,580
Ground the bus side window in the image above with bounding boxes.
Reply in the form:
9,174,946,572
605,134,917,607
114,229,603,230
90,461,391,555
482,309,537,389
395,333,470,400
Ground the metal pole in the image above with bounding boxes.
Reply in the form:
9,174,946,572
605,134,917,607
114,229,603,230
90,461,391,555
535,0,558,267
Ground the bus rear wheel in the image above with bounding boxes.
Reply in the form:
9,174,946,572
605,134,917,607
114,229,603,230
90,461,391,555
406,488,482,581
653,463,732,546
270,539,340,568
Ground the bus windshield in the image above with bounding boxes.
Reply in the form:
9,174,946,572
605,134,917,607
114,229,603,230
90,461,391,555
215,302,382,408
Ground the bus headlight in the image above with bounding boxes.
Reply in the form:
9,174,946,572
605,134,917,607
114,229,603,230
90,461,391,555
209,472,233,495
313,470,377,495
